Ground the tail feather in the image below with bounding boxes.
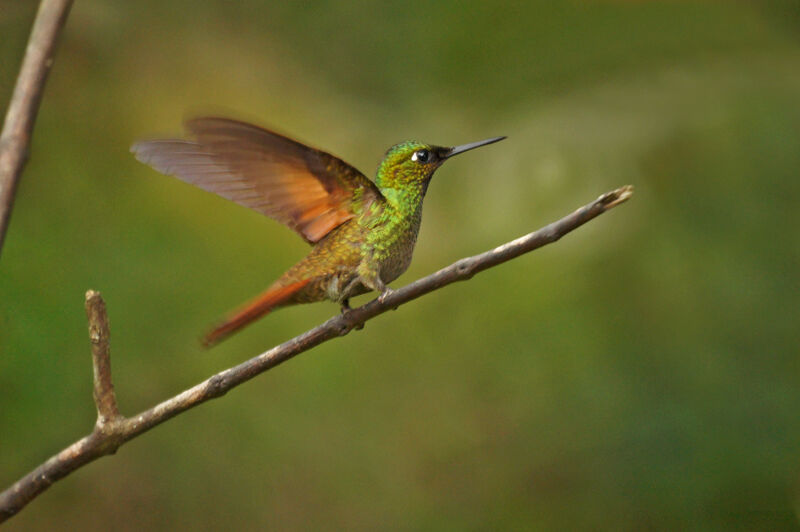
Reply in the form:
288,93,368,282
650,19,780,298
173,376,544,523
202,279,311,347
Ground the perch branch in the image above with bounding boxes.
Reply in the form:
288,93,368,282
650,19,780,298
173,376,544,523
0,185,633,522
0,0,74,258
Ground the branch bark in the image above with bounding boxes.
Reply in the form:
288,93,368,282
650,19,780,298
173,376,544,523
0,0,74,258
85,290,121,427
0,185,632,522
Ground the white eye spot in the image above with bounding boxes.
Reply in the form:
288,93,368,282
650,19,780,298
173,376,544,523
412,149,430,163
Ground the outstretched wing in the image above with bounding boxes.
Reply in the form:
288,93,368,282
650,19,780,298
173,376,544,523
131,117,382,243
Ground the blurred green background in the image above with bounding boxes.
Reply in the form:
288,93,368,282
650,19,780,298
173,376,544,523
2,0,799,529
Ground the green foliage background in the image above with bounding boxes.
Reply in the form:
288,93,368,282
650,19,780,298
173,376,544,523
2,1,799,529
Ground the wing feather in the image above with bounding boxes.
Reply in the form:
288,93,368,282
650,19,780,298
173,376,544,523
132,117,382,243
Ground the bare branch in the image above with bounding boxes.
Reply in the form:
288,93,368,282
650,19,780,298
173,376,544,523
0,0,74,258
85,290,121,427
0,185,632,522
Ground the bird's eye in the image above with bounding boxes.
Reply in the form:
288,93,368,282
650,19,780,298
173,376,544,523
411,149,430,163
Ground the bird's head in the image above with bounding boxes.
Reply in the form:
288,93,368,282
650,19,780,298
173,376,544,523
376,137,505,195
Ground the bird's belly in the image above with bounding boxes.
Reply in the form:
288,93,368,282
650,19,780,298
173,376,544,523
377,230,418,284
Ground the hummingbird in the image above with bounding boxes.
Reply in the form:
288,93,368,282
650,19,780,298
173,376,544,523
132,117,504,346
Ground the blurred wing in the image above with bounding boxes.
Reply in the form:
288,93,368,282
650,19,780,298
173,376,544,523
131,117,382,243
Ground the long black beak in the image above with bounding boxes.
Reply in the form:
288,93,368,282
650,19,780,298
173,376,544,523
443,136,506,159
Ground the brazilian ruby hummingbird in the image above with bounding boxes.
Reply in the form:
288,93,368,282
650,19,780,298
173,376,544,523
132,118,505,346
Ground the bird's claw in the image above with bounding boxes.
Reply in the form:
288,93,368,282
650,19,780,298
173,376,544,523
378,288,394,304
339,300,364,330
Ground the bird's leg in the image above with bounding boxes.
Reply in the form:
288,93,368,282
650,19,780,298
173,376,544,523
357,260,393,304
375,279,394,304
364,274,393,303
337,280,366,330
342,276,362,298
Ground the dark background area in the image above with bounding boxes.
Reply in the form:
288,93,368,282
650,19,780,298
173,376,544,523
2,1,799,529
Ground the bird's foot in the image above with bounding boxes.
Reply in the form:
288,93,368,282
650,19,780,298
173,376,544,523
340,300,364,330
378,287,394,304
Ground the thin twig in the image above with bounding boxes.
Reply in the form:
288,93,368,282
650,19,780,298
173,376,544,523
0,0,74,258
85,290,120,427
0,185,632,522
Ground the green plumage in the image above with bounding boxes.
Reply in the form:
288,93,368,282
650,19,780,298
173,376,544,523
132,118,504,344
273,141,454,307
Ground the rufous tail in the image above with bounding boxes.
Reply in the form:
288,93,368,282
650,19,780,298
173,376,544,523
202,279,311,347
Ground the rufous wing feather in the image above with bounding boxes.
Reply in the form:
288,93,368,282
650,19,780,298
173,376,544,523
131,117,382,243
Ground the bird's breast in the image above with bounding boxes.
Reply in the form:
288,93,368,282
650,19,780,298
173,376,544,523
368,205,423,284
